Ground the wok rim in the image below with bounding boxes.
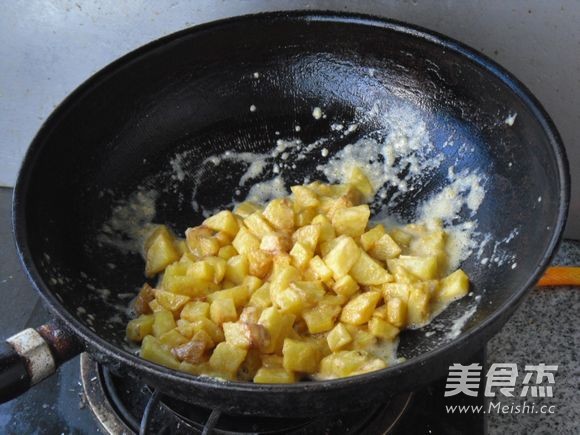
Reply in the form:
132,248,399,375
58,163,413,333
12,10,570,396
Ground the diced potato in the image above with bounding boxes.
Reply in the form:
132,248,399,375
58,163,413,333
203,257,227,283
340,291,382,325
382,283,412,302
203,210,239,237
190,318,224,343
209,298,238,325
223,322,252,349
247,249,273,278
174,239,188,256
409,229,446,269
282,339,321,373
155,289,190,312
323,236,361,279
388,256,438,280
133,283,155,315
159,329,189,349
163,273,217,298
148,299,164,313
350,251,392,285
141,335,180,370
360,224,386,251
332,205,370,237
302,304,341,334
235,201,261,218
292,224,321,251
243,276,263,293
225,255,249,284
332,275,360,297
248,283,272,308
386,297,407,328
126,314,154,342
407,288,430,327
244,212,274,239
318,350,386,379
207,285,250,308
326,323,352,352
263,198,295,231
311,214,335,243
253,367,296,383
209,342,248,376
172,336,209,364
295,207,317,227
185,227,220,257
349,326,377,350
348,166,374,199
273,286,307,315
368,318,399,340
325,195,354,220
214,231,232,247
176,319,195,338
368,234,402,261
153,310,176,337
187,260,215,282
306,256,334,282
145,226,180,277
232,227,261,255
257,307,295,354
389,228,413,247
260,232,292,254
437,269,469,303
290,242,314,270
218,245,238,260
269,264,300,299
238,348,263,381
291,185,320,209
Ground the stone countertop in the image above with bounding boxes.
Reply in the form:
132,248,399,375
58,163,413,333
0,186,577,433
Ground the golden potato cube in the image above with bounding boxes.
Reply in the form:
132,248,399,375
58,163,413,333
223,322,252,349
332,205,370,237
185,228,220,257
289,242,314,270
140,335,180,370
306,256,333,282
318,238,340,257
360,224,386,251
133,283,155,315
244,211,274,239
214,231,232,247
369,234,402,261
269,264,300,299
207,285,250,308
152,310,176,337
238,348,263,381
302,304,341,334
349,327,377,350
261,354,284,368
243,276,263,293
386,261,421,284
126,314,154,342
176,319,195,338
263,198,295,231
368,318,400,340
311,214,336,243
318,350,386,379
180,301,209,322
272,253,292,268
235,201,261,218
323,236,361,279
388,255,439,280
332,275,360,297
350,251,392,285
148,299,164,313
340,291,382,325
162,273,217,298
386,297,408,328
389,228,413,247
232,227,261,255
293,280,326,301
191,318,224,343
291,185,320,208
209,297,238,325
325,195,354,220
273,286,307,315
248,283,272,308
203,210,239,237
437,269,469,303
292,224,321,251
257,307,295,354
409,229,446,267
159,329,189,349
218,245,238,260
282,339,321,373
209,342,248,376
145,226,180,277
174,239,188,256
348,166,374,199
247,249,273,279
253,367,296,383
372,304,389,320
203,256,227,283
155,289,190,312
260,232,292,254
225,255,249,284
187,260,215,282
408,288,431,327
295,207,317,227
326,323,352,352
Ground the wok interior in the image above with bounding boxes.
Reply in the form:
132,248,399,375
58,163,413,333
23,16,562,363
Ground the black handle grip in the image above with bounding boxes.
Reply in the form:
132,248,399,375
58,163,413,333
0,341,31,403
0,323,82,404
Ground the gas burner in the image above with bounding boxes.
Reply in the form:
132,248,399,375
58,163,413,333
80,353,413,434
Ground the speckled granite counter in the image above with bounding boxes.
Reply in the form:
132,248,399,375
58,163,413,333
487,240,580,434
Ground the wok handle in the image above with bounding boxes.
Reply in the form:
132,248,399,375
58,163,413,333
538,266,580,287
0,322,82,403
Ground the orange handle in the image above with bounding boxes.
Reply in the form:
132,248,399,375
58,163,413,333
538,267,580,287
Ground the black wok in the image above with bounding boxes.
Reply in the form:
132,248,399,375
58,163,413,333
1,11,569,417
